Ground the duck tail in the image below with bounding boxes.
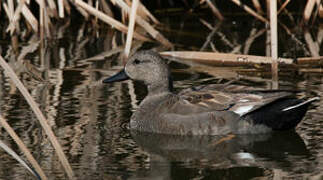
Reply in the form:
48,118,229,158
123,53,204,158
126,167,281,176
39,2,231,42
247,97,319,131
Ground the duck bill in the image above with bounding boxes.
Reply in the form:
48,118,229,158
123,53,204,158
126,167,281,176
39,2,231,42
102,69,129,83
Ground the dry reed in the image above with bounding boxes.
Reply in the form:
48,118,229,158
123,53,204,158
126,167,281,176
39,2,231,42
252,0,263,13
1,0,320,50
124,0,139,58
277,0,290,15
270,0,278,88
203,0,224,20
303,0,317,24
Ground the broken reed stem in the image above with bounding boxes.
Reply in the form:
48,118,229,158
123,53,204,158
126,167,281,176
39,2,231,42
0,115,47,180
0,56,75,180
270,0,279,89
160,51,294,64
124,0,139,58
39,0,45,40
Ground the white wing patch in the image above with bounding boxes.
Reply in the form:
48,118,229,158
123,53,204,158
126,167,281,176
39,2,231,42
235,152,255,160
233,105,254,116
239,99,249,102
282,97,319,111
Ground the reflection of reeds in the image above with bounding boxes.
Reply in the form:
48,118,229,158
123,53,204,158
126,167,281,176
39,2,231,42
0,55,75,179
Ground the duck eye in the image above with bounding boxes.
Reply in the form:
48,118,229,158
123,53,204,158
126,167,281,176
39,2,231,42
133,59,140,65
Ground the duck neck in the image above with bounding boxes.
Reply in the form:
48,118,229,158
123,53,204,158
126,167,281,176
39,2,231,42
147,77,173,96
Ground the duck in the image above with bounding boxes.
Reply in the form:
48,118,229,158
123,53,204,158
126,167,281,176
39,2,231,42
102,50,318,135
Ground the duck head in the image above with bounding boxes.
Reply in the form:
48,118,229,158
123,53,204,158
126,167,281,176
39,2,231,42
103,50,172,95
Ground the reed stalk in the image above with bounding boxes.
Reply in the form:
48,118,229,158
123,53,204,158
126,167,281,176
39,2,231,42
277,0,290,15
0,55,75,180
252,0,263,13
124,0,139,59
270,0,279,89
204,0,224,20
39,0,45,40
303,0,316,24
58,0,65,18
319,1,323,18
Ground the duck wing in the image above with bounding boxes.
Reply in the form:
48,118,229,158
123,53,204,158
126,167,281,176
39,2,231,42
172,87,293,116
228,91,292,116
179,83,293,116
165,90,236,115
179,83,264,95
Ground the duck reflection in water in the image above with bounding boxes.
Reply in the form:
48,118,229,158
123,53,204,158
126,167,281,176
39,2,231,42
130,130,310,179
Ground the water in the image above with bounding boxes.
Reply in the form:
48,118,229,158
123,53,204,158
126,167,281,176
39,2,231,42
0,13,322,179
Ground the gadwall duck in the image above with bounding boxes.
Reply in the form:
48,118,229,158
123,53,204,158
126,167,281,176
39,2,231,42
103,50,318,135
